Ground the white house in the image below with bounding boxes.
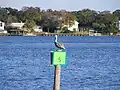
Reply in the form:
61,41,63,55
63,20,79,32
68,20,79,31
89,30,101,36
0,21,7,33
34,26,43,32
118,21,120,31
0,21,5,30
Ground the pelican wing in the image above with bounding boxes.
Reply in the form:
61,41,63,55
56,42,65,49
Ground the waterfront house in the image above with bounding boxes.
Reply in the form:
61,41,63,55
0,21,7,33
68,20,79,32
118,21,120,31
89,30,101,36
34,26,43,32
9,22,25,29
6,22,27,36
63,20,79,32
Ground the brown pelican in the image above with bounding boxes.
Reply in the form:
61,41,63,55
54,35,65,49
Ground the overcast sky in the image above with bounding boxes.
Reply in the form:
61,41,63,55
0,0,120,11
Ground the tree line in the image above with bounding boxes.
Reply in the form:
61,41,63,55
0,6,120,34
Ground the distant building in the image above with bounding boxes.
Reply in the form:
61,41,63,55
6,22,27,36
34,26,43,32
63,20,79,32
0,21,5,30
89,30,101,36
0,21,7,33
9,22,25,29
118,21,120,31
68,20,79,32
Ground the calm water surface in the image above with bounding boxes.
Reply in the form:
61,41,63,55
0,36,120,90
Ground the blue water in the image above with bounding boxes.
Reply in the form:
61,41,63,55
0,36,120,90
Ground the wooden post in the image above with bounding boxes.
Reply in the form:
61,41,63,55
51,50,66,90
54,65,61,90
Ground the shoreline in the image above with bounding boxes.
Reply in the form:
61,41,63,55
0,33,120,36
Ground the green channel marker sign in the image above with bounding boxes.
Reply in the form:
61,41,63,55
51,50,67,66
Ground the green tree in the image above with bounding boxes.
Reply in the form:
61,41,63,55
7,15,18,24
73,9,97,25
22,7,41,23
73,9,97,32
94,11,119,34
23,20,36,32
113,9,120,20
61,27,73,33
40,10,75,33
0,7,8,22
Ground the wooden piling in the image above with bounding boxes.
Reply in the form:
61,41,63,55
54,65,61,90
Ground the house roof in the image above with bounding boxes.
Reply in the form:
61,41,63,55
10,23,25,28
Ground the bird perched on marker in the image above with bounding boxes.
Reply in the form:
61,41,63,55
54,35,65,50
